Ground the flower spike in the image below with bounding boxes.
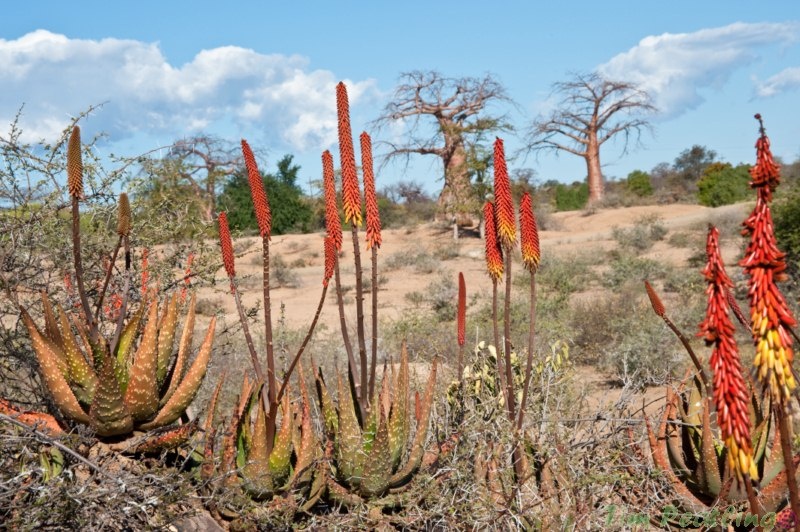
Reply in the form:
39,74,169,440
241,139,271,239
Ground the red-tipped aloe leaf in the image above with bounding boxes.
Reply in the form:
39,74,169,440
133,419,198,454
162,292,196,406
291,364,318,487
314,367,337,435
124,301,160,421
40,292,63,346
0,398,64,435
389,356,437,487
21,308,91,425
156,292,179,387
114,302,144,392
139,316,215,429
268,390,294,484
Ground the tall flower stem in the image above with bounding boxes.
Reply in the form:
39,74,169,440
777,401,800,529
517,273,536,430
350,223,369,415
503,253,515,422
369,245,379,398
334,258,359,406
260,236,276,409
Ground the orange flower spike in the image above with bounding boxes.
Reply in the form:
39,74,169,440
493,137,516,250
519,192,540,274
218,212,236,281
336,82,362,227
699,226,756,480
322,150,343,252
483,201,504,281
360,132,382,249
323,236,335,287
241,139,271,239
644,280,665,318
740,115,796,401
457,272,466,347
67,126,84,199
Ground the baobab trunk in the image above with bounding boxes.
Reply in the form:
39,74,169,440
437,144,472,223
586,142,604,204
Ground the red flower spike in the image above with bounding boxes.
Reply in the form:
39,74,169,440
457,272,466,347
218,212,235,279
360,132,382,249
699,226,756,480
336,82,362,226
483,201,504,281
323,236,335,287
493,138,516,250
740,115,796,401
241,139,271,239
519,192,540,274
67,126,84,199
322,150,343,252
644,280,665,318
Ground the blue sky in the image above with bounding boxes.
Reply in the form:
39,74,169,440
2,1,800,197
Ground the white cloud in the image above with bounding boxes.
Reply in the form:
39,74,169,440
598,22,800,118
0,30,377,150
755,66,800,97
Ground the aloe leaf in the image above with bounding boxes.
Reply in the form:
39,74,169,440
161,292,196,406
336,370,364,487
268,391,293,485
156,292,179,387
389,356,437,488
124,301,160,421
21,308,90,425
291,364,318,487
361,411,392,497
40,292,63,346
133,420,198,454
56,304,98,405
388,343,410,468
698,397,722,496
138,316,215,430
242,388,273,499
315,368,338,435
89,354,134,436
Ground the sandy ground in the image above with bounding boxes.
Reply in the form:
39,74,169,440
193,201,753,417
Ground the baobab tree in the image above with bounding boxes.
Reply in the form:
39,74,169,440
526,72,656,204
373,71,513,218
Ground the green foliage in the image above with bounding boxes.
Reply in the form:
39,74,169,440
696,162,751,206
625,169,653,197
553,181,588,211
773,184,800,281
218,155,313,234
611,214,667,252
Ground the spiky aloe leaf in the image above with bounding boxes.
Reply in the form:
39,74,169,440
161,292,196,406
336,370,364,487
291,364,318,487
242,390,274,499
268,391,294,485
138,316,215,430
389,343,411,468
0,398,64,435
697,397,722,496
56,304,98,405
69,313,96,368
40,292,63,346
124,302,160,421
663,388,689,475
21,308,91,425
90,354,134,436
237,381,262,469
156,292,179,387
388,357,437,488
200,374,225,481
314,365,337,435
220,375,252,483
114,303,144,393
644,416,710,515
361,412,392,496
132,419,198,454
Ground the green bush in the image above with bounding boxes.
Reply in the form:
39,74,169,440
611,214,667,252
625,169,653,197
554,181,588,211
218,154,313,234
773,185,800,282
696,162,751,207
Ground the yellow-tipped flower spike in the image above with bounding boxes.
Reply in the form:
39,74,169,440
493,138,516,250
336,82,362,227
483,201,503,282
67,126,83,199
519,192,540,274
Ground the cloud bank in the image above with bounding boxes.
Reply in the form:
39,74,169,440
598,22,800,118
0,30,377,149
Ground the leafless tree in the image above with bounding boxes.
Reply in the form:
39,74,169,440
373,71,513,218
525,72,656,204
143,136,242,222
